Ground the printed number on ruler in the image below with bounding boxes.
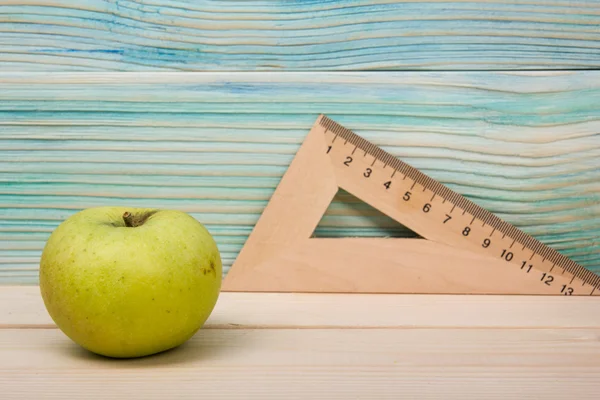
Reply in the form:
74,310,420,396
322,120,598,296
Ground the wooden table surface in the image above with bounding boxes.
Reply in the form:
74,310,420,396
2,286,600,399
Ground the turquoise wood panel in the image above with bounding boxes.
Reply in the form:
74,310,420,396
0,71,599,284
1,0,600,71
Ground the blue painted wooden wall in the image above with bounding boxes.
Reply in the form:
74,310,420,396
1,0,599,71
0,1,599,284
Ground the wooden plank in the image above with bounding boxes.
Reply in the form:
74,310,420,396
3,288,600,397
0,71,599,284
3,287,600,329
1,1,600,71
1,327,600,399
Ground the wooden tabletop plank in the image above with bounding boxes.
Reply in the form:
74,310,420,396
3,288,599,397
3,287,600,329
0,1,599,71
1,71,599,285
2,320,600,398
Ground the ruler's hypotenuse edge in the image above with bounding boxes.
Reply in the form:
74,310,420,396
222,115,600,296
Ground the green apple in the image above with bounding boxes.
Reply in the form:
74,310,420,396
39,206,222,358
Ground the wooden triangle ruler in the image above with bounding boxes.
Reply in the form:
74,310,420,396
223,115,600,296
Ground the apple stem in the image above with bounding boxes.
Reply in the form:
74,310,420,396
122,210,157,228
122,212,136,227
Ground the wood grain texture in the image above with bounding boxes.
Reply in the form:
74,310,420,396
4,287,600,328
1,0,600,71
0,71,599,284
3,328,600,399
2,289,600,399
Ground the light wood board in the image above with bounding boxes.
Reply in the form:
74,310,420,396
1,0,599,71
1,287,600,399
4,285,600,328
1,71,599,285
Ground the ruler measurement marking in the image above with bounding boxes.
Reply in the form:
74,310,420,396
580,271,593,287
586,270,600,287
581,273,590,286
319,115,599,293
593,274,600,288
584,273,594,288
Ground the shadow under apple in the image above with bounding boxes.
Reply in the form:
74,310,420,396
62,327,253,368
